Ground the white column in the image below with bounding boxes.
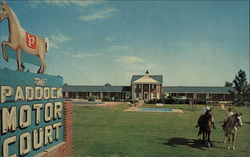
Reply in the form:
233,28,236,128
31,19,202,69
141,83,143,100
206,93,209,100
132,83,135,100
157,84,159,99
159,84,162,99
133,83,135,100
100,92,103,99
149,84,151,99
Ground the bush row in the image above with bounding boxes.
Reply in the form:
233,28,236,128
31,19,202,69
147,97,207,104
88,96,132,102
87,96,207,104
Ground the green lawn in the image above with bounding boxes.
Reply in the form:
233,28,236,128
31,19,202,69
73,104,250,157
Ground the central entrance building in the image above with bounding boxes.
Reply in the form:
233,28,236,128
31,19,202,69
131,71,163,101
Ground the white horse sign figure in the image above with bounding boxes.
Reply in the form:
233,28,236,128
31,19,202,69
0,1,49,74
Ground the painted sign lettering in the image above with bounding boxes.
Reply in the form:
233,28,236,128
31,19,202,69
0,68,64,157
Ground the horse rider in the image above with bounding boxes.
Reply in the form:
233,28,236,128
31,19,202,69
222,107,234,129
196,104,216,129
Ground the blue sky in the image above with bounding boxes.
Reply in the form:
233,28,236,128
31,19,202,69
0,0,249,86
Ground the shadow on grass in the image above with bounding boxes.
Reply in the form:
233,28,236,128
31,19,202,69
244,122,250,125
162,137,206,150
161,137,226,150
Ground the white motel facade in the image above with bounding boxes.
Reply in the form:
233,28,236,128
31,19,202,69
63,71,234,101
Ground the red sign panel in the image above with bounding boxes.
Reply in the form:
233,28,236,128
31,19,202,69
26,32,36,49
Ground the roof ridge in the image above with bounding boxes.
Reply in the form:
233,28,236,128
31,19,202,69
131,75,163,76
164,86,232,88
64,85,130,87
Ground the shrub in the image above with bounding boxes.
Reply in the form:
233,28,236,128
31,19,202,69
125,99,133,103
102,96,112,101
175,99,186,104
156,99,163,103
88,96,97,101
196,100,206,104
147,99,157,104
164,96,175,104
114,99,122,102
128,99,138,104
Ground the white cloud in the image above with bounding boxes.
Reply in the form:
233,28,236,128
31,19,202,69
49,34,71,49
114,55,159,72
79,8,116,21
50,34,71,42
124,62,159,71
50,42,59,49
115,56,145,64
71,51,100,58
105,37,116,42
72,53,87,58
71,1,103,7
28,0,103,7
107,45,130,52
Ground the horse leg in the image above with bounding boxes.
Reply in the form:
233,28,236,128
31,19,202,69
223,135,227,144
227,133,231,150
232,133,236,150
16,48,23,71
38,52,46,74
202,131,205,144
1,41,16,62
207,131,211,148
224,131,228,143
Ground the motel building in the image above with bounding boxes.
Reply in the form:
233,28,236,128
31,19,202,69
131,71,163,101
63,71,234,102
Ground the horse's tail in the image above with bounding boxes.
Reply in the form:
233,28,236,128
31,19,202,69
44,38,49,52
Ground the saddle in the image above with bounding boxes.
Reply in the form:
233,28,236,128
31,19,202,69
198,114,211,125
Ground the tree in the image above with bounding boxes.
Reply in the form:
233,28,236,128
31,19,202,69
230,70,249,106
225,81,233,87
244,84,250,106
105,83,111,86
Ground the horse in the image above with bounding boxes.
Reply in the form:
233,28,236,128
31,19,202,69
0,1,49,74
197,109,213,148
223,112,243,150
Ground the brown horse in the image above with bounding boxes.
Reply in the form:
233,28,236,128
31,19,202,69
0,2,49,73
198,109,213,148
223,113,243,150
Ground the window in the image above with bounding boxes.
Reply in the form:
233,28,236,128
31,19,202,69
153,84,156,89
136,93,139,98
136,84,140,89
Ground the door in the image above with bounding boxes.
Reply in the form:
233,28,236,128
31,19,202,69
144,92,148,99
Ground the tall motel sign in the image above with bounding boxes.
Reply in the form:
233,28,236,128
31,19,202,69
0,2,66,157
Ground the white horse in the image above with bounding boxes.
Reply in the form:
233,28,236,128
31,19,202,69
0,2,49,74
223,112,243,150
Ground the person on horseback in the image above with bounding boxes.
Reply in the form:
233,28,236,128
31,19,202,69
223,112,243,150
196,104,216,129
222,107,234,129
